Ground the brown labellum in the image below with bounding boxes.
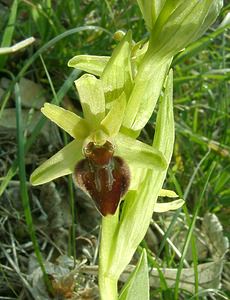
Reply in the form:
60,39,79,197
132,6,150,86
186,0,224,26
74,141,130,216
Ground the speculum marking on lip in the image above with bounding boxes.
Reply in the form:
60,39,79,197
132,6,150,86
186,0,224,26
74,140,130,216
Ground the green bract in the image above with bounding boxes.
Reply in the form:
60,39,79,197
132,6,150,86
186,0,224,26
149,0,223,56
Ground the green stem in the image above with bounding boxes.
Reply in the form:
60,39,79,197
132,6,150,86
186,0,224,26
99,275,118,300
99,213,119,300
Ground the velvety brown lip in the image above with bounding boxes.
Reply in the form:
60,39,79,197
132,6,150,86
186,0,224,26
74,141,130,216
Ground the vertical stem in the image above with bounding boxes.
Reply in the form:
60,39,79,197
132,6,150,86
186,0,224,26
99,213,119,300
99,275,118,300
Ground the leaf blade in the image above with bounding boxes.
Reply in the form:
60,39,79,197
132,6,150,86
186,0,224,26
119,249,149,300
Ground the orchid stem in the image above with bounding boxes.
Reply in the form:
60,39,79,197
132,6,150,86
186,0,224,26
99,275,118,300
99,213,119,300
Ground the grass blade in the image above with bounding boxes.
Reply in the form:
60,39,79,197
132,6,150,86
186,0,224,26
0,25,111,118
15,83,53,294
157,150,210,257
174,162,216,298
0,0,18,68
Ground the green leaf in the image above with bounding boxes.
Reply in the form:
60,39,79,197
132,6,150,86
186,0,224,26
115,133,167,170
75,74,105,129
41,103,89,140
68,55,109,76
123,52,172,131
119,249,149,300
153,69,174,159
100,92,126,137
30,140,83,185
101,31,133,103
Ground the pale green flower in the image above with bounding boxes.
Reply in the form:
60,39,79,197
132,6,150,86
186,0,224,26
30,31,183,219
30,74,167,186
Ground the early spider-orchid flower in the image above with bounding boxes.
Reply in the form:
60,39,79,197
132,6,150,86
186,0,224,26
31,31,183,218
30,73,167,216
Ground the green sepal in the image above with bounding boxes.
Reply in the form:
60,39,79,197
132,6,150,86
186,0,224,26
30,140,83,185
119,249,149,300
75,74,105,129
68,55,109,77
115,133,167,170
41,103,89,140
101,30,133,103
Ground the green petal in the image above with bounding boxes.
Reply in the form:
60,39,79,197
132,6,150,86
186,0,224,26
68,55,109,77
101,31,133,103
41,103,89,140
115,133,167,170
100,92,126,137
30,140,83,185
154,199,184,213
75,74,105,128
